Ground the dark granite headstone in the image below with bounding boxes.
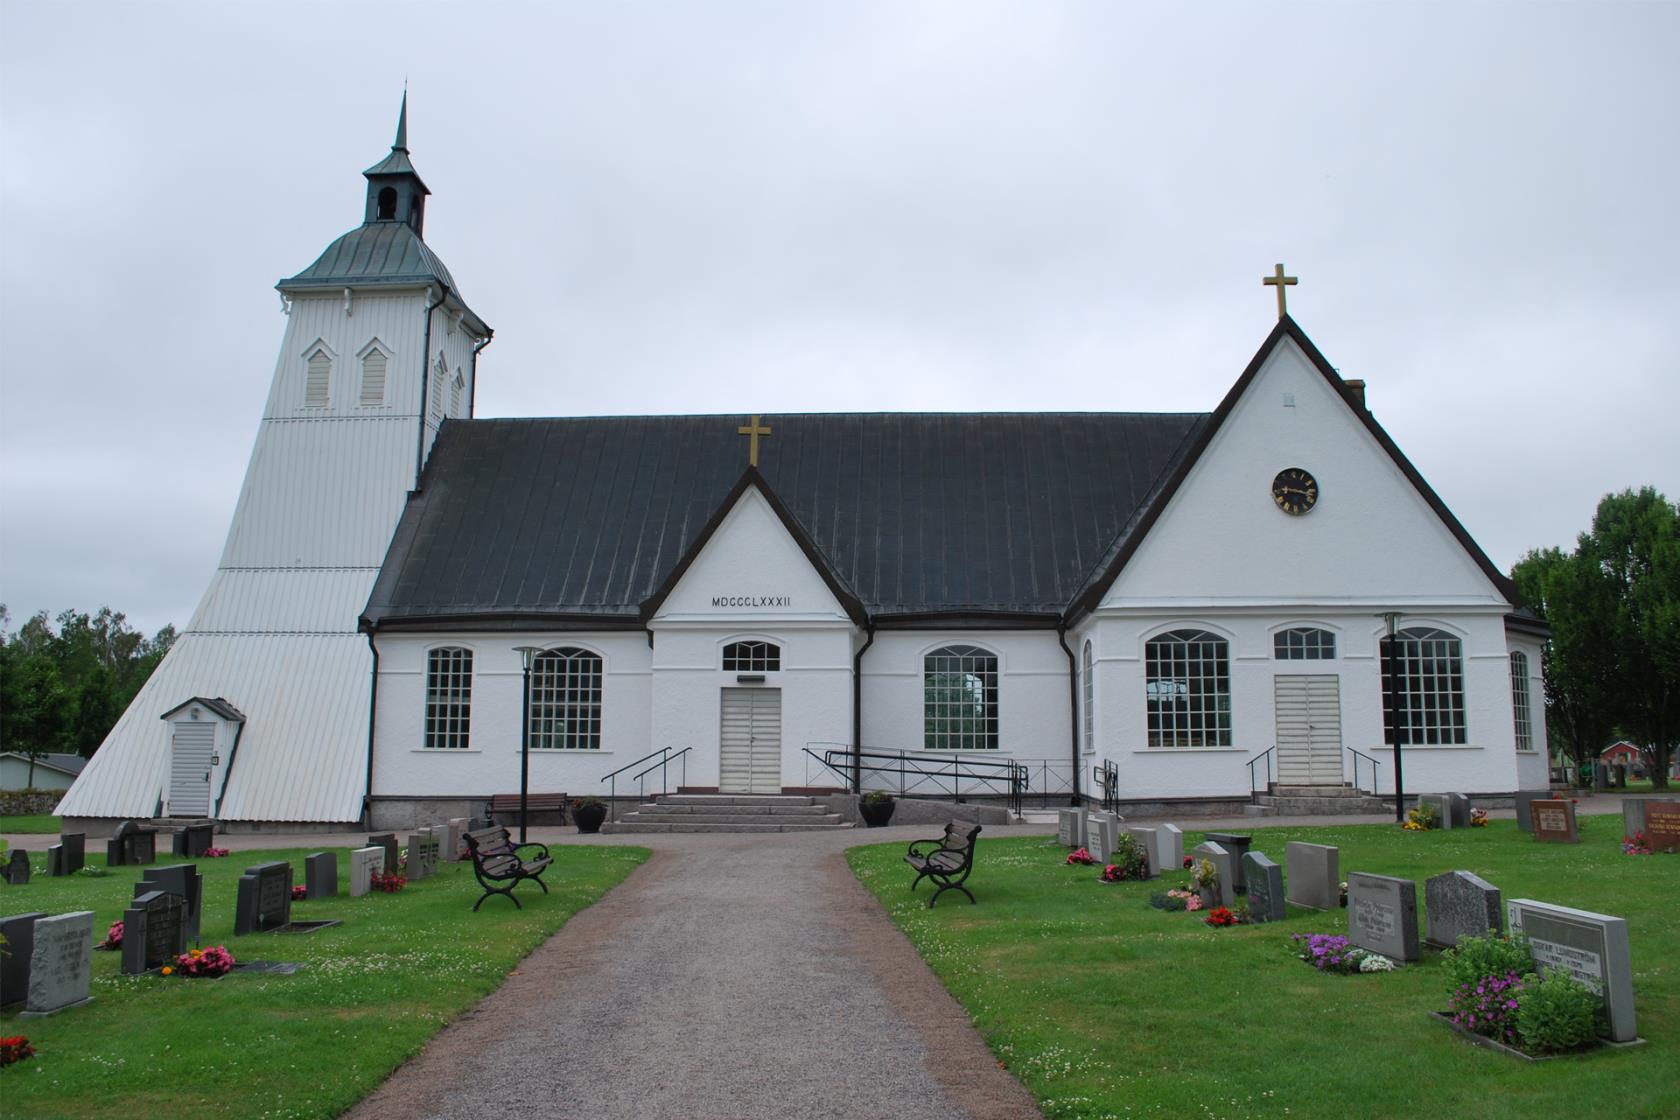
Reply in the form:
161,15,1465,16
107,820,140,866
130,830,157,865
234,861,294,934
1614,765,1627,789
47,844,64,876
1514,792,1550,832
1242,851,1285,922
1424,870,1504,949
1347,872,1420,962
1593,762,1610,791
60,832,85,875
121,890,189,975
138,864,203,941
1443,793,1472,829
305,852,338,898
0,911,46,1008
1204,833,1252,891
171,824,214,859
1532,799,1579,843
367,833,400,875
3,849,30,885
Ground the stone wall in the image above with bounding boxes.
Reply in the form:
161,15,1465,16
1,790,61,816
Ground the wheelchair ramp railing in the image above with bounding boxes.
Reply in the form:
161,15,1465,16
802,743,1030,815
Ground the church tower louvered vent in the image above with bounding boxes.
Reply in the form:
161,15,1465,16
304,346,331,408
360,346,387,406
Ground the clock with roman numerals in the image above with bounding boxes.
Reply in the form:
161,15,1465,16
1271,468,1318,515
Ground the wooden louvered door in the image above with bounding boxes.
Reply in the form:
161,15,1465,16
168,721,215,816
719,688,782,794
1274,675,1343,786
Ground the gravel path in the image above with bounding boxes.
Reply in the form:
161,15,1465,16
345,828,1043,1120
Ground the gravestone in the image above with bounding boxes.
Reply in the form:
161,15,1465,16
234,861,293,934
1424,870,1503,950
1190,841,1237,909
1347,872,1420,962
1531,799,1579,843
106,821,157,867
1158,824,1184,876
1642,800,1680,852
1418,794,1453,830
1614,764,1627,789
21,910,94,1017
0,912,46,1009
446,818,469,861
368,833,400,875
305,852,338,898
407,831,439,880
1125,827,1159,877
1443,793,1472,828
1204,833,1252,891
63,832,85,874
1508,898,1638,1043
3,849,30,885
1514,792,1550,833
349,846,384,898
1057,809,1075,847
138,864,204,941
1592,762,1610,791
1242,852,1285,922
172,823,214,858
47,843,64,876
1088,812,1115,863
121,890,189,975
1284,841,1339,910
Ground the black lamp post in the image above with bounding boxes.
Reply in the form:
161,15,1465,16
513,646,540,844
1381,613,1406,824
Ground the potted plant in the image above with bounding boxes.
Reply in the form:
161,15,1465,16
572,796,608,834
858,790,896,828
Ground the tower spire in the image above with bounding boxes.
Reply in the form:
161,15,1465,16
393,89,408,152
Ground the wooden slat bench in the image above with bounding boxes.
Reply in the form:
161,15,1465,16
462,826,553,911
905,821,982,908
487,793,569,826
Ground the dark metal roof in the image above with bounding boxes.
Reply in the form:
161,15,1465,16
279,220,459,293
363,412,1207,627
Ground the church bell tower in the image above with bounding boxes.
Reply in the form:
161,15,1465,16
56,96,491,826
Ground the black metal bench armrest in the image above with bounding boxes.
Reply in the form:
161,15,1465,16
907,837,945,858
513,841,551,861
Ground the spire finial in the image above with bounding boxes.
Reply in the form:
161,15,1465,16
393,88,409,152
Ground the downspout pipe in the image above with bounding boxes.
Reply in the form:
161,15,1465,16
363,629,380,830
851,624,876,793
414,287,447,488
1057,625,1083,808
468,331,493,417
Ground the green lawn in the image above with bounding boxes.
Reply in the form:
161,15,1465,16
1,843,648,1119
849,816,1679,1120
1,814,64,833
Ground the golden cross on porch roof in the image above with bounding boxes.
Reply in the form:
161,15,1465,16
1263,263,1298,318
737,414,772,467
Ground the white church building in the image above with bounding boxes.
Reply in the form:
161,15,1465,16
58,102,1550,831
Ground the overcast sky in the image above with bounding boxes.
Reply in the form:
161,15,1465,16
2,2,1676,637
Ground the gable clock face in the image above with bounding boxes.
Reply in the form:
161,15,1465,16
1271,467,1318,516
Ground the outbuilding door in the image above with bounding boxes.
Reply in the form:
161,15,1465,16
168,720,215,816
719,687,782,794
1274,674,1343,786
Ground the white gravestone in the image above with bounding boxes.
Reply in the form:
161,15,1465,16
349,846,385,898
1507,899,1638,1043
1057,809,1076,847
1285,842,1339,911
1089,812,1114,862
1158,824,1184,877
22,910,95,1017
446,818,470,861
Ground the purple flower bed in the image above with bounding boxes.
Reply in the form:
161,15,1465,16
1446,971,1526,1046
1293,933,1355,972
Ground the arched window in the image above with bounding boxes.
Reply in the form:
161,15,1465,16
1510,651,1533,752
450,369,464,416
377,186,398,220
530,647,603,750
1274,627,1336,660
360,346,388,407
423,647,472,749
1081,640,1095,755
924,645,998,750
304,346,331,409
1145,629,1231,747
1381,627,1466,745
722,641,780,672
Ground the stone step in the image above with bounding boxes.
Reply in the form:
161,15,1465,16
620,812,848,826
1255,793,1390,815
659,794,818,806
1268,785,1370,798
1242,804,1279,817
633,802,831,816
601,820,854,834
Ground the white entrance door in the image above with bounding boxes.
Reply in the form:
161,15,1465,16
168,720,215,816
720,687,782,793
1274,674,1344,785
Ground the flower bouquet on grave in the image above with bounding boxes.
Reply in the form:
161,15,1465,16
371,870,407,893
1291,933,1394,974
203,847,231,858
166,945,236,979
291,884,308,901
1188,857,1219,904
1403,802,1439,832
1148,888,1198,911
1338,881,1349,908
1204,906,1248,927
1099,835,1150,882
1469,808,1489,828
1622,831,1653,856
0,1036,36,1068
97,920,124,951
1066,847,1096,866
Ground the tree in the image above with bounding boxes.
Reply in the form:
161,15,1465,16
1511,547,1617,773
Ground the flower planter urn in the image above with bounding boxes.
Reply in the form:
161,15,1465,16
859,796,896,828
573,802,608,834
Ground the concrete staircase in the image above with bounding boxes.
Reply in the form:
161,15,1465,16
1245,784,1391,818
601,793,854,834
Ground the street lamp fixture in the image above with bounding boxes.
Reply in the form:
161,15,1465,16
513,646,541,844
1379,613,1406,824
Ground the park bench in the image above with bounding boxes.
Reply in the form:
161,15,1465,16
904,821,983,908
487,792,569,826
462,826,553,911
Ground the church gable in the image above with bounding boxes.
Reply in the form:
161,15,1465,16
1098,321,1515,608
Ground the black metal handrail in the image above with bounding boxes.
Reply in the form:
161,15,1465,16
601,747,682,823
631,747,692,790
1092,758,1119,814
802,744,1029,816
1345,747,1382,796
1247,746,1276,804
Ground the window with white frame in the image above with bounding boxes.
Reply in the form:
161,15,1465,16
304,346,331,408
722,641,780,672
1145,629,1231,747
423,647,473,749
1274,627,1336,660
1081,640,1095,755
924,645,998,750
360,346,388,406
530,647,603,750
1510,651,1533,751
1381,627,1467,745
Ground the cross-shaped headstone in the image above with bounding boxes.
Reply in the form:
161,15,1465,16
737,414,772,467
1263,262,1298,318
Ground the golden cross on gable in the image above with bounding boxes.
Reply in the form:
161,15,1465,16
737,414,772,467
1263,263,1298,318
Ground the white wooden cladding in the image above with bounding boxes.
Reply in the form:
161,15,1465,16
167,721,215,816
1274,674,1343,785
719,687,782,793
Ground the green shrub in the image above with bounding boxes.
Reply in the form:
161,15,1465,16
1441,932,1533,991
1516,970,1604,1054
